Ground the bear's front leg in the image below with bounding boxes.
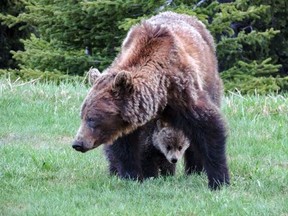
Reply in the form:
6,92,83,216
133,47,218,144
103,145,119,176
108,130,143,181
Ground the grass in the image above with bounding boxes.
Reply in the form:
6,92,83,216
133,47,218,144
0,78,287,216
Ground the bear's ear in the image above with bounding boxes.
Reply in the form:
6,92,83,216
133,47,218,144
112,71,133,94
88,68,101,85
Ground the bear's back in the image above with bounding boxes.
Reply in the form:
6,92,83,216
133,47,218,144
114,11,223,106
147,11,215,53
147,12,222,106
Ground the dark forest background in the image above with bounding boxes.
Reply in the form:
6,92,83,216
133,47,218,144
1,0,287,94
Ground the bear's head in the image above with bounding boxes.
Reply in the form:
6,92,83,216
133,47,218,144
72,68,134,153
152,120,190,164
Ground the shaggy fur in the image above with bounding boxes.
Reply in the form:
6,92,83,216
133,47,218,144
72,11,229,189
104,120,190,179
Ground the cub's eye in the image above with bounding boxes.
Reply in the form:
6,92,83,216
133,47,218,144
167,145,172,151
178,146,183,151
165,135,172,141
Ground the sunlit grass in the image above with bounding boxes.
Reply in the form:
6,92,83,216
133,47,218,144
0,78,287,215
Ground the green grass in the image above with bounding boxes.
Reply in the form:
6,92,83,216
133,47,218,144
0,78,287,216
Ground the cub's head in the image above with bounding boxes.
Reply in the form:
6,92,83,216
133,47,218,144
72,68,134,153
152,120,190,164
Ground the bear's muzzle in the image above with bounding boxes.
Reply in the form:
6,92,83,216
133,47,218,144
72,140,88,153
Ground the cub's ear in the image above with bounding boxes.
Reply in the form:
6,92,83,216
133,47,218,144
156,120,163,130
88,68,101,85
112,71,133,94
156,120,169,130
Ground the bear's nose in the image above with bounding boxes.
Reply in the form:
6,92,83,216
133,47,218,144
72,140,86,152
171,158,178,164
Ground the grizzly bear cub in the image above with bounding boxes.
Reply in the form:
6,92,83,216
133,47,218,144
104,120,190,179
142,120,190,178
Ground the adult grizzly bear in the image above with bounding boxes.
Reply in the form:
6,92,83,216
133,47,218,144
72,11,229,189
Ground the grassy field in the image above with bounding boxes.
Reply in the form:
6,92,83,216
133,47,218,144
0,78,287,216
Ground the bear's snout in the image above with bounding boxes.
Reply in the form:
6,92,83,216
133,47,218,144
72,140,87,153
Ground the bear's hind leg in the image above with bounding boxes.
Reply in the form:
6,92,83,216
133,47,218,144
192,103,230,189
183,94,230,190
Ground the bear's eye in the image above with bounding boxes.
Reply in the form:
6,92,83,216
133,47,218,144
86,118,98,128
167,145,172,151
178,146,182,151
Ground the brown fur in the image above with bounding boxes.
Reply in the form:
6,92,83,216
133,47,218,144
141,120,190,178
151,120,190,164
104,120,189,178
72,12,229,189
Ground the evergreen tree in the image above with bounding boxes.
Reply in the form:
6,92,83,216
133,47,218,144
0,0,287,93
255,0,288,75
0,0,30,69
0,0,165,77
160,0,287,93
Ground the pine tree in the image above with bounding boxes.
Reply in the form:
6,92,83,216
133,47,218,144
0,0,30,69
0,0,165,78
257,0,288,75
0,0,287,93
153,0,287,93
